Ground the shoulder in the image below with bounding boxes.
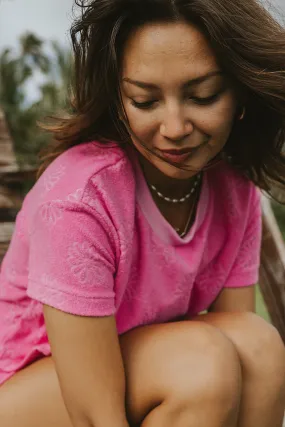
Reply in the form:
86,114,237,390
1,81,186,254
30,141,136,205
23,141,137,239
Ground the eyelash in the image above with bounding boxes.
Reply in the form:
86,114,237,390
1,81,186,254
131,92,222,110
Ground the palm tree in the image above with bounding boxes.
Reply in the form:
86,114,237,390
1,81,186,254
20,33,50,74
0,33,50,110
0,33,51,165
39,41,73,112
0,32,73,167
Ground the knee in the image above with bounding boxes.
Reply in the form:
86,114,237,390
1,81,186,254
160,322,242,415
231,313,285,390
232,313,285,368
121,322,241,426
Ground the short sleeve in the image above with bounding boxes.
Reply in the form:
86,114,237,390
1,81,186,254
27,200,118,316
225,187,262,288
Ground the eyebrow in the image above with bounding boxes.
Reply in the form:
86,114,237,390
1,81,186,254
122,71,224,90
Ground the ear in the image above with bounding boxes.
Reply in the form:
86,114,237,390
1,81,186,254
232,82,247,114
238,106,246,121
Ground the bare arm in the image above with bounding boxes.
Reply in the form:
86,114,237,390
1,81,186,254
209,286,256,313
44,305,129,427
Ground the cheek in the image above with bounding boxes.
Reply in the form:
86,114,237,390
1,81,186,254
124,104,158,142
201,98,237,140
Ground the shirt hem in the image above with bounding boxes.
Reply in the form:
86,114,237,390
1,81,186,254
27,281,116,317
224,272,258,288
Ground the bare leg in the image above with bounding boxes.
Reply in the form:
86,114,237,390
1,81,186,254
196,312,285,427
0,321,241,427
121,321,241,427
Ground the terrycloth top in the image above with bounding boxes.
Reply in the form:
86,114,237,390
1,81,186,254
0,141,261,384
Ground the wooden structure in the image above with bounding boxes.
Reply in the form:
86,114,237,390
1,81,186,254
0,107,35,262
260,197,285,343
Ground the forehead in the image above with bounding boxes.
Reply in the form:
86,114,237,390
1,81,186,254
121,21,220,82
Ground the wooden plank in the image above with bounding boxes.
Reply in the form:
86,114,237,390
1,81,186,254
260,197,285,344
0,184,23,209
0,208,18,221
0,222,15,243
0,168,36,181
0,243,9,263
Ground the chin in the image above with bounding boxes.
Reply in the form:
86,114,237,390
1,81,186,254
152,159,198,180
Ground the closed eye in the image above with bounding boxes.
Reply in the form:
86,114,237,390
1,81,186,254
131,91,222,110
131,100,157,110
190,92,222,105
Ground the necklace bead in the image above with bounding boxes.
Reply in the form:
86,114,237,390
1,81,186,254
150,173,201,204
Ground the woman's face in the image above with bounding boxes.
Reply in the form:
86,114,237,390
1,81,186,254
120,21,238,180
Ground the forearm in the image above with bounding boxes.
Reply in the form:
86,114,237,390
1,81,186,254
69,344,129,427
62,350,130,427
71,388,130,427
44,308,130,427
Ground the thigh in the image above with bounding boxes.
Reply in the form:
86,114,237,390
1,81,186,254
0,320,238,427
0,357,72,427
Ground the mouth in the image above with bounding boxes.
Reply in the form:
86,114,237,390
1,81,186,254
157,143,207,163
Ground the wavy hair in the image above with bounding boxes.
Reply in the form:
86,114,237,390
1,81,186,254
38,0,285,200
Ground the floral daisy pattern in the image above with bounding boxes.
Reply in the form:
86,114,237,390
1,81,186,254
41,273,60,288
39,202,63,226
43,164,66,193
67,188,84,203
67,241,111,287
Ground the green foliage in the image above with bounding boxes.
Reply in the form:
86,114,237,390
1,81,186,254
256,286,270,322
0,32,73,167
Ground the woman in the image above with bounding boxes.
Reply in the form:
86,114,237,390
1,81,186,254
0,0,285,426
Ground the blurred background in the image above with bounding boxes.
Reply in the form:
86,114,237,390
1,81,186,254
0,0,74,167
0,0,285,322
0,0,284,167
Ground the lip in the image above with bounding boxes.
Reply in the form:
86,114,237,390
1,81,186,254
157,145,202,163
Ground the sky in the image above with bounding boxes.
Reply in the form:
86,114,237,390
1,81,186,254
0,0,75,103
0,0,74,50
0,0,284,51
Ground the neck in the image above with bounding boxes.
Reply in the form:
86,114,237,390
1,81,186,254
138,153,199,199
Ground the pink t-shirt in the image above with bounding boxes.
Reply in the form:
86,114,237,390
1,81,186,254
0,141,261,385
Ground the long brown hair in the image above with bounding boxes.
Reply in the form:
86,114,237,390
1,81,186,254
38,0,285,199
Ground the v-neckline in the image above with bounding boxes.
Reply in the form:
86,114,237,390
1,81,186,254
128,147,210,246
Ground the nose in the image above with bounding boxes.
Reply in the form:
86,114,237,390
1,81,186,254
160,105,193,142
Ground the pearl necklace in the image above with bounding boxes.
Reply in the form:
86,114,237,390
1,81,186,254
150,173,201,204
